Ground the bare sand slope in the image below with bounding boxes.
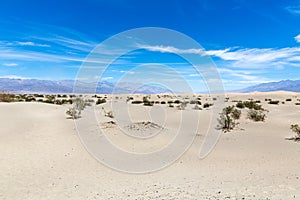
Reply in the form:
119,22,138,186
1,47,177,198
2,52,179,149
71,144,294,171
1,93,300,200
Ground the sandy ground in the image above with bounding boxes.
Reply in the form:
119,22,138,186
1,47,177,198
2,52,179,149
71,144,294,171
1,92,300,199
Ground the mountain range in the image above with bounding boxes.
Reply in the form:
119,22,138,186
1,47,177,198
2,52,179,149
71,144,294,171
0,78,300,94
235,79,300,93
0,78,171,94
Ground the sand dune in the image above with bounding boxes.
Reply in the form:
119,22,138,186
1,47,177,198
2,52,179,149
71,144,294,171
1,92,300,199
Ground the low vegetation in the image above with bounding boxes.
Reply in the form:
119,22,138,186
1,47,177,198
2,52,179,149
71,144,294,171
0,92,15,102
247,110,266,122
66,97,91,119
236,100,263,110
290,124,300,140
268,100,280,105
217,105,241,132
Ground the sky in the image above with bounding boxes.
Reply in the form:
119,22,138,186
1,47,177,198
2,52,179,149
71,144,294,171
1,0,300,91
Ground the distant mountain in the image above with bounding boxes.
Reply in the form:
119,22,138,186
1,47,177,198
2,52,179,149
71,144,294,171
236,80,300,93
0,78,171,94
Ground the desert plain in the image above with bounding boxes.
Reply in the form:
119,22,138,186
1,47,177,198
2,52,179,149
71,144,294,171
1,91,300,200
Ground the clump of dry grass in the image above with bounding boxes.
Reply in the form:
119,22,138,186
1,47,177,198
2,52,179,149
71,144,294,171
0,92,15,102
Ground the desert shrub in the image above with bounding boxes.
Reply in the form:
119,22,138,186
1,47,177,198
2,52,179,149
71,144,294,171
73,97,88,114
190,100,197,104
105,111,114,118
286,98,292,102
66,107,80,119
295,103,300,105
177,101,188,110
33,94,44,98
217,106,241,132
193,104,202,110
132,100,143,104
174,100,181,104
244,101,262,110
143,101,154,106
290,124,300,139
96,98,106,105
203,103,212,108
168,100,174,104
169,104,174,108
231,108,242,120
66,97,90,119
0,92,15,102
25,96,36,102
160,101,166,104
236,101,245,109
268,100,280,105
61,99,70,104
213,97,217,101
54,99,63,105
154,101,160,104
43,99,54,104
247,110,266,122
143,96,149,102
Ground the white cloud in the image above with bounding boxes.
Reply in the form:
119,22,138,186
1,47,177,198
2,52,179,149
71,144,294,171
140,44,300,69
17,41,50,47
0,75,29,79
3,63,18,67
295,34,300,43
138,44,206,55
286,6,300,14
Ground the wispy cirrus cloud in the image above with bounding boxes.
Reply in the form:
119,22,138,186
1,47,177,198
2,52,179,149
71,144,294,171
17,41,50,47
3,63,18,67
140,44,300,69
286,5,300,14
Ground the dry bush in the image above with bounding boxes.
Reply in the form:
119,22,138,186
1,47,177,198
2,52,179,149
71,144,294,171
290,124,300,139
0,92,15,102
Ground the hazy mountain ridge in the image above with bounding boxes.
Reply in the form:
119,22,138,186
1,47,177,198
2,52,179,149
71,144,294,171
0,78,171,94
236,80,300,93
1,78,300,94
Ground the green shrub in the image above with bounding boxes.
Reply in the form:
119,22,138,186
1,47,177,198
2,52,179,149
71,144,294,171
244,101,262,110
268,100,280,105
174,100,181,104
96,98,106,105
203,103,212,108
143,101,154,106
286,98,292,102
247,110,266,122
33,94,44,98
160,101,166,104
217,106,241,132
236,101,245,109
132,100,143,104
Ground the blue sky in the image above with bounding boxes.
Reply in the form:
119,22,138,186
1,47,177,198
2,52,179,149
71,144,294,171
1,0,300,91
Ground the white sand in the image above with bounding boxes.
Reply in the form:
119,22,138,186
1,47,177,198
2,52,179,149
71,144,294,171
1,92,300,199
